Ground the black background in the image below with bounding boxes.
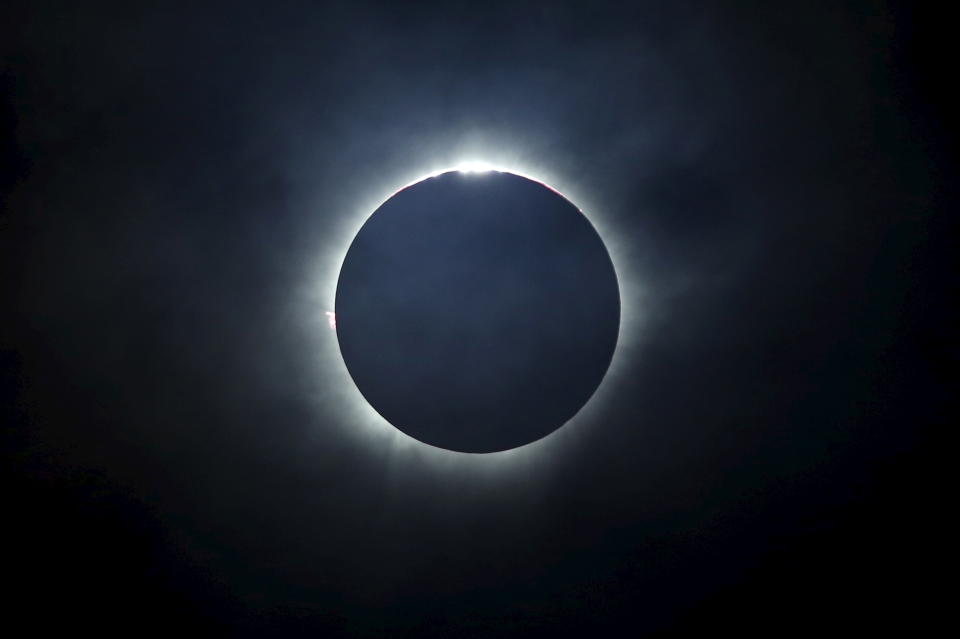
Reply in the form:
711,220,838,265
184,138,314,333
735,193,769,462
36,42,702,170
2,1,953,636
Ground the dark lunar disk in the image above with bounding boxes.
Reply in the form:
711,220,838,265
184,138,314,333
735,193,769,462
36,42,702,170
335,170,620,453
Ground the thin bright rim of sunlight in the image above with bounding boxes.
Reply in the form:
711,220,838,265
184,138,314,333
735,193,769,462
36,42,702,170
302,154,642,476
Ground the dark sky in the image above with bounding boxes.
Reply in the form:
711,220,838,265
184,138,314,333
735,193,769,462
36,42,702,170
1,1,952,637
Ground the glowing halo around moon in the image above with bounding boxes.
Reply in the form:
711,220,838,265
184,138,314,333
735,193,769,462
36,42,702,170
302,155,645,473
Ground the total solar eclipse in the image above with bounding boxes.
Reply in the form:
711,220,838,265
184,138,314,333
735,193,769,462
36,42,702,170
335,169,620,453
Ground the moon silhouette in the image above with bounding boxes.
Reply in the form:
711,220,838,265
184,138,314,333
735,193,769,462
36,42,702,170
335,170,620,453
